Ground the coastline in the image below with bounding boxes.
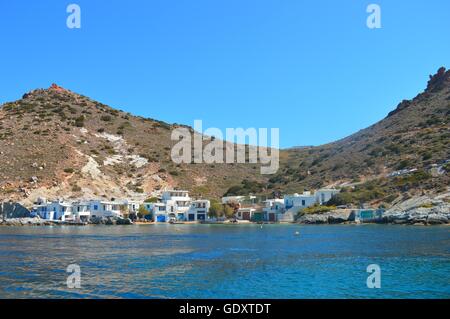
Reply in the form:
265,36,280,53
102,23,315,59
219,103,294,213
1,217,449,227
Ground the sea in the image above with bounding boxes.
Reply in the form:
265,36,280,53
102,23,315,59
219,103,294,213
0,224,448,298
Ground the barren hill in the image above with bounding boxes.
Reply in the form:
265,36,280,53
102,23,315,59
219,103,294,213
1,68,449,207
0,84,264,205
265,67,450,206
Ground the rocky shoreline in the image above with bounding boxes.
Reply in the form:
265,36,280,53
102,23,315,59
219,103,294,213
297,197,450,225
0,216,134,226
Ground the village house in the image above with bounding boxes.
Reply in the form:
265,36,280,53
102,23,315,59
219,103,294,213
161,190,191,222
71,201,91,222
236,207,257,221
34,198,73,221
315,188,340,205
143,190,211,223
86,200,122,218
123,200,142,215
284,192,317,210
279,189,340,222
262,199,285,222
188,200,210,222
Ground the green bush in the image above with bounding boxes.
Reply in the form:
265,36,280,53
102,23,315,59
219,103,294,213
101,115,112,122
74,115,85,127
144,197,158,203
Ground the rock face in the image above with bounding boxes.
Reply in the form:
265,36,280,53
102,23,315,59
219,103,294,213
385,204,450,225
296,196,450,226
0,202,31,219
116,218,133,225
88,216,132,225
0,217,50,226
385,195,450,225
297,210,352,224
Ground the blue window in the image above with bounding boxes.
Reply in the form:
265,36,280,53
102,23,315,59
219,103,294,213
302,200,306,206
93,205,98,210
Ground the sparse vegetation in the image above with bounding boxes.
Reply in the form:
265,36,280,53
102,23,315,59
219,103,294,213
300,204,336,215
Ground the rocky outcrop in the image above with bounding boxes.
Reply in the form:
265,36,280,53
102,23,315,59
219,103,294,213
0,217,56,226
385,195,450,225
88,216,132,225
0,202,31,218
426,66,450,93
385,204,450,225
297,210,352,224
116,218,133,225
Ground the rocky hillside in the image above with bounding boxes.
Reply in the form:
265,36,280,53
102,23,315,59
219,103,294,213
265,67,450,206
1,67,449,207
0,84,264,205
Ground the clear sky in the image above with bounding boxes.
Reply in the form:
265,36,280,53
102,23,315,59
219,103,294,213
1,0,449,148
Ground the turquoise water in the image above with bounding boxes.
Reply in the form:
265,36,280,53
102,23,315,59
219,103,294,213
0,224,448,298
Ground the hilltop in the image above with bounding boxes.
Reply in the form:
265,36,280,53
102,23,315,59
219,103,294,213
0,84,264,205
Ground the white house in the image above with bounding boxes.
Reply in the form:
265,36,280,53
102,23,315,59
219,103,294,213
161,190,191,221
34,198,73,221
236,207,257,221
282,192,318,222
71,201,91,222
145,191,211,223
262,199,285,222
123,200,142,214
284,192,317,210
87,200,122,218
187,200,210,222
146,202,168,222
315,188,340,205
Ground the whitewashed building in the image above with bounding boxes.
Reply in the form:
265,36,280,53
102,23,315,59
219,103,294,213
262,199,285,222
123,200,142,214
187,200,210,221
315,188,340,205
34,199,73,221
144,190,209,223
284,192,317,211
87,200,122,218
236,207,257,221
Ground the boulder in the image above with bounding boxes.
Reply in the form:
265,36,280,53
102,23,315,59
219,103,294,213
426,214,448,225
297,209,352,224
116,218,132,225
105,217,116,225
297,214,329,224
0,202,31,219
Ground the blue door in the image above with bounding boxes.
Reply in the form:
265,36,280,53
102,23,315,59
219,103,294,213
157,215,166,222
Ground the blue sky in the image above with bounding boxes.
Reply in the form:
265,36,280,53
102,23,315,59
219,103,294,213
1,0,449,148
